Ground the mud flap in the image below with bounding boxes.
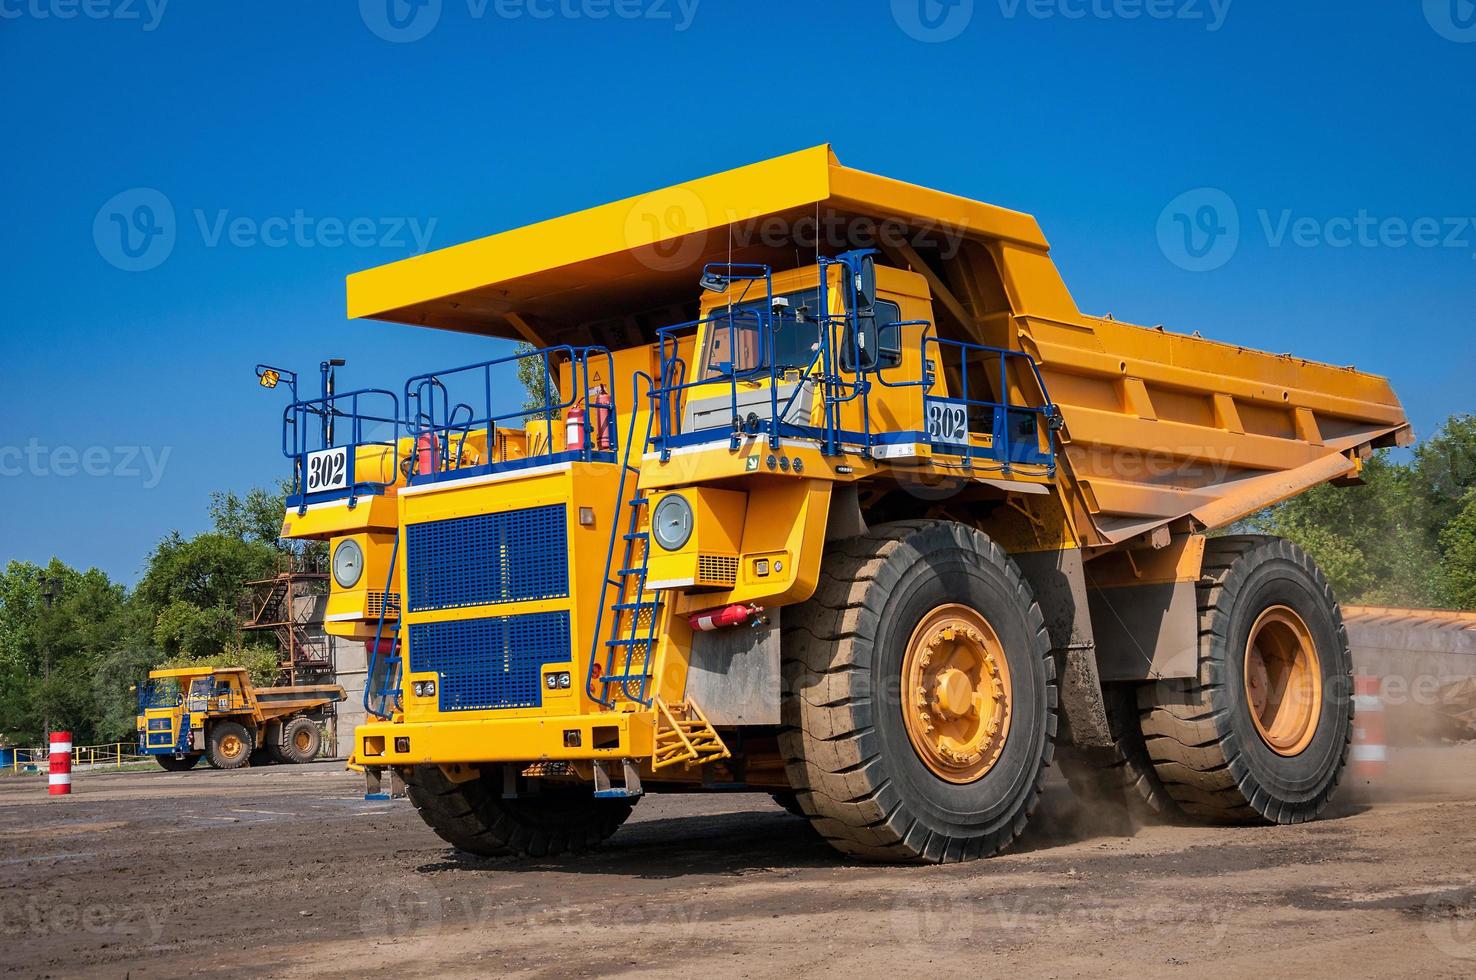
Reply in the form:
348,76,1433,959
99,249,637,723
684,612,782,725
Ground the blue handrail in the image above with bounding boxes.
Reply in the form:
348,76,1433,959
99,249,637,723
363,534,402,720
586,371,659,707
281,387,400,512
644,259,1057,473
403,345,619,481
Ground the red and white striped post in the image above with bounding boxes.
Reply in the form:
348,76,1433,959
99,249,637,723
48,731,72,796
1350,676,1387,785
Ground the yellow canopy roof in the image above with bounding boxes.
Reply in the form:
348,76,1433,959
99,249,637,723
345,145,1056,345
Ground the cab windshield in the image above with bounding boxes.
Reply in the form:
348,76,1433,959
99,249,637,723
700,287,822,380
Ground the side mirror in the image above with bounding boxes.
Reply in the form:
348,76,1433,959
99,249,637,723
699,270,730,294
855,254,877,312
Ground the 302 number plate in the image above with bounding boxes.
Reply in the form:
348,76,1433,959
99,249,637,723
305,446,348,493
926,401,969,444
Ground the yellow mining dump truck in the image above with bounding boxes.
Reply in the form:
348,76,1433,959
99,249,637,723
258,147,1409,862
136,666,345,771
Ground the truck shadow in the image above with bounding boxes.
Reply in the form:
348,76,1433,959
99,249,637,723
417,783,1200,876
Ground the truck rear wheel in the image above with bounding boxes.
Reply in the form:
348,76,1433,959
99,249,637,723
205,720,254,770
401,765,635,858
778,521,1056,863
1137,535,1352,824
277,717,321,764
155,754,200,772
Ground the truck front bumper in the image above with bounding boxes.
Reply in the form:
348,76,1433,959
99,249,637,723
355,710,655,767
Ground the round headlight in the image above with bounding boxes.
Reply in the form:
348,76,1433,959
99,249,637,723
332,539,364,589
651,494,694,551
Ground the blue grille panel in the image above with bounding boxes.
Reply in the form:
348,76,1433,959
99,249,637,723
405,505,568,612
409,611,571,712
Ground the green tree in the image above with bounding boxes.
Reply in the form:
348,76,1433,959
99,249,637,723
1412,414,1476,533
134,532,276,658
0,559,134,745
1440,492,1476,609
209,486,289,545
514,341,559,419
1243,454,1441,606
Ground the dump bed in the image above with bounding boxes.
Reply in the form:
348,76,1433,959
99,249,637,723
249,683,346,722
345,146,1409,550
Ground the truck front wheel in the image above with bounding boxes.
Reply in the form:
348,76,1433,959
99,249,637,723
205,720,254,770
778,521,1057,863
401,765,635,858
155,754,200,772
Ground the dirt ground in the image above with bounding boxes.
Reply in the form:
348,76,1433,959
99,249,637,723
2,748,1474,979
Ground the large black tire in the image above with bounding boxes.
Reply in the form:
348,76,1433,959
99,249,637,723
1056,683,1176,824
277,717,321,764
155,754,200,772
205,720,254,770
401,765,635,858
778,520,1057,863
1137,535,1353,824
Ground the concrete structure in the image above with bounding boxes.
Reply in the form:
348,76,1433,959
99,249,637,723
1344,605,1476,742
293,594,364,758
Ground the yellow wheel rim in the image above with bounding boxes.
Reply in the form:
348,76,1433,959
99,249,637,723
294,729,312,752
220,733,244,759
901,604,1012,784
1244,605,1322,756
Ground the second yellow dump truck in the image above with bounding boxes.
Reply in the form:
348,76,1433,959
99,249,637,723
136,666,345,771
260,147,1409,862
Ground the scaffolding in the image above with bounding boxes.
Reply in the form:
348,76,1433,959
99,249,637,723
240,551,333,687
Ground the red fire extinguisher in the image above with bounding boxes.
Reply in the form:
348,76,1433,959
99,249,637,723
688,604,764,632
565,401,587,451
590,384,612,450
415,431,438,476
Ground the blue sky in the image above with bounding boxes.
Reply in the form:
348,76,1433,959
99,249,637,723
1,0,1472,584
